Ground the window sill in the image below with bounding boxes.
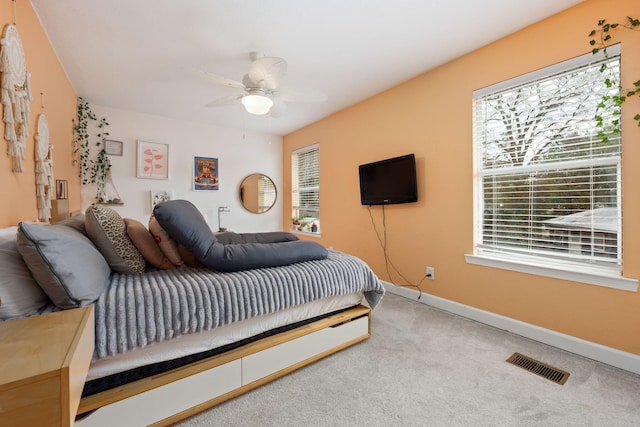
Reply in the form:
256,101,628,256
464,253,638,292
290,229,322,238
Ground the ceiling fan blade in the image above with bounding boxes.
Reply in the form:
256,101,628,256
197,70,245,90
205,94,244,107
272,87,327,103
248,57,287,90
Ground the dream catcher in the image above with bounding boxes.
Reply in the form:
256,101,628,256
1,2,32,173
35,94,53,222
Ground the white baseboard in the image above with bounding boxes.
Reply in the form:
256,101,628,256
383,282,640,376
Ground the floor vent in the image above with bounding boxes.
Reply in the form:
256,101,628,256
506,352,570,385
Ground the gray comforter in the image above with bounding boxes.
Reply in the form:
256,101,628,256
93,250,384,358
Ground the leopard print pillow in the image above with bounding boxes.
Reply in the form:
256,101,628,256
85,204,146,274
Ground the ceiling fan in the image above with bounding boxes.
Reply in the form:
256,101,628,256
199,52,327,117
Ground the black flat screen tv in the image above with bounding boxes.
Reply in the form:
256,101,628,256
359,154,418,206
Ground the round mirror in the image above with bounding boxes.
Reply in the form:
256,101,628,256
240,174,277,214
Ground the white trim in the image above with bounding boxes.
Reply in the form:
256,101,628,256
464,253,637,291
383,282,640,375
290,230,322,238
479,156,619,177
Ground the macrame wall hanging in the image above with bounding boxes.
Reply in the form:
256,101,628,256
1,1,32,173
35,93,53,222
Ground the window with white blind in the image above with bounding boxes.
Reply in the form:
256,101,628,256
467,47,636,290
292,144,320,233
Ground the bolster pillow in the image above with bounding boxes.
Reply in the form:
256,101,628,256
153,200,327,272
215,231,299,244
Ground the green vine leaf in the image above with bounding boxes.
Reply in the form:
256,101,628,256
589,16,640,133
71,97,112,203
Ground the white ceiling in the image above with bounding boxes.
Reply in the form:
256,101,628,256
30,0,583,136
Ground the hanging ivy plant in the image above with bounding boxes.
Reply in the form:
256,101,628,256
72,97,112,202
588,16,640,139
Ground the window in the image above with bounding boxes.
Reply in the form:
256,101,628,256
469,48,634,289
292,144,320,233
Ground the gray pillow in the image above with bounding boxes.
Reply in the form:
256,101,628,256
85,204,146,274
154,200,328,272
56,213,87,235
0,228,51,320
17,221,111,309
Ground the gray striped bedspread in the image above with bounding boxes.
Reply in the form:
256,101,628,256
93,250,384,359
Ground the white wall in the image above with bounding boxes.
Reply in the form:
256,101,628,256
82,105,283,233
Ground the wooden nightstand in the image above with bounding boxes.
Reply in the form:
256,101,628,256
0,306,94,427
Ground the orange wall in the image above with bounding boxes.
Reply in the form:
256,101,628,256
283,0,640,355
0,1,78,227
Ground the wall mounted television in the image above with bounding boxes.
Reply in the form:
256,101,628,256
359,153,418,206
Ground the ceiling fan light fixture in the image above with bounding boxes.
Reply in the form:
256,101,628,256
241,94,273,115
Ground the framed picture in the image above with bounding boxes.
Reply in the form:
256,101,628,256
150,190,172,210
137,140,169,179
55,180,68,199
104,139,123,156
193,156,219,191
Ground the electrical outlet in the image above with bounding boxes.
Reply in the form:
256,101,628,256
426,266,435,280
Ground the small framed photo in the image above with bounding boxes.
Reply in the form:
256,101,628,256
104,139,123,156
137,140,169,179
150,190,172,210
55,180,68,199
193,156,219,191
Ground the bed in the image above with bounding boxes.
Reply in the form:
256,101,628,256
0,204,384,426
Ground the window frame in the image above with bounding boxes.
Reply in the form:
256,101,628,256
291,144,321,236
466,47,637,292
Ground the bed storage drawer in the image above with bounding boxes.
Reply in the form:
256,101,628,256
242,314,369,384
75,360,241,427
77,306,371,426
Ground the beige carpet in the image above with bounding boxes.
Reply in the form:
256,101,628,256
176,292,640,426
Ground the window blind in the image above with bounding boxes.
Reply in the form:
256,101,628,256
292,145,320,220
475,51,622,267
